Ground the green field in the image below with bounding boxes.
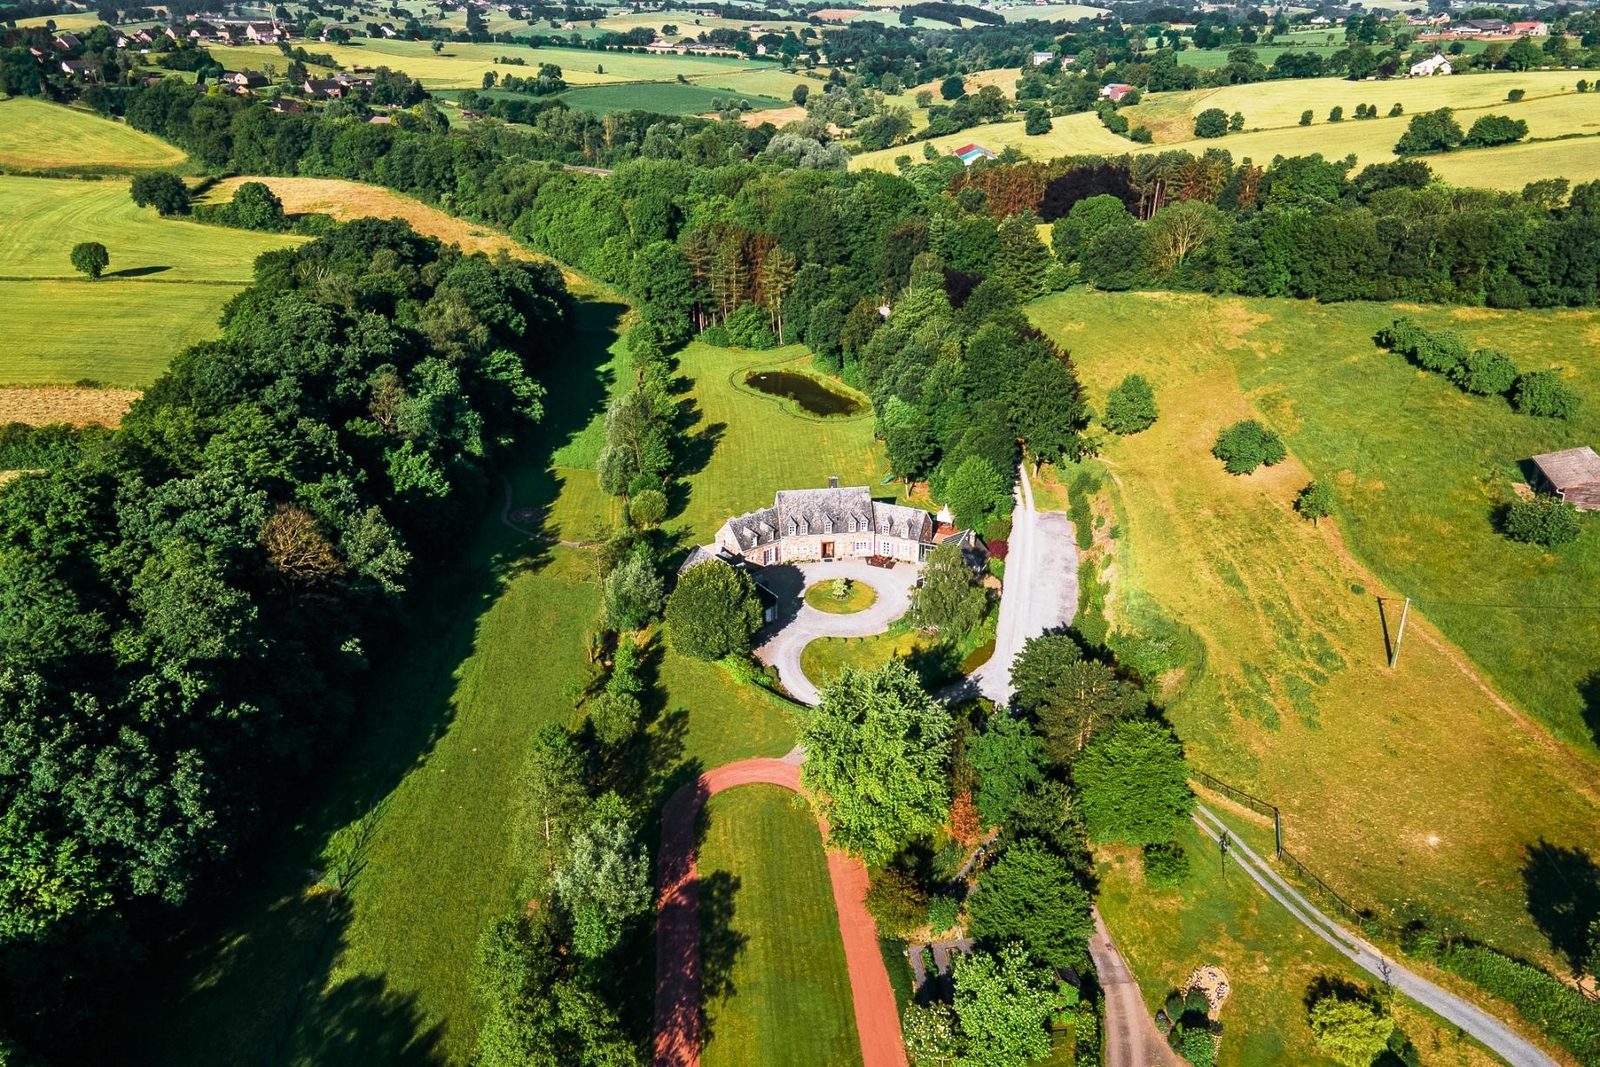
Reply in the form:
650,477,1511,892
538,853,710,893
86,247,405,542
698,785,863,1067
556,81,787,115
0,98,187,172
852,72,1600,190
258,38,773,88
665,343,909,543
1028,290,1600,968
1096,826,1504,1067
0,175,303,387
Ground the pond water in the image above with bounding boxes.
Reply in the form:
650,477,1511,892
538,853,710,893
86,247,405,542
743,370,863,417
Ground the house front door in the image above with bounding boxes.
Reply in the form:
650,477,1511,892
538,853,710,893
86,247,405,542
821,541,835,560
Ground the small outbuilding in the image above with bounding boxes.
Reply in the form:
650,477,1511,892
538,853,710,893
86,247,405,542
1529,446,1600,510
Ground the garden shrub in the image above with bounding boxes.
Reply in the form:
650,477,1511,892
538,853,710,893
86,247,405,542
1451,347,1519,396
1512,370,1582,419
1502,498,1581,546
926,893,961,936
1143,840,1190,888
865,866,930,939
1182,1027,1215,1067
1212,420,1286,475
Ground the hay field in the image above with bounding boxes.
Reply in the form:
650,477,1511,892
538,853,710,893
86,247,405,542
853,76,1600,189
199,176,529,257
271,38,772,88
0,386,138,426
0,176,302,387
15,11,103,28
0,98,187,172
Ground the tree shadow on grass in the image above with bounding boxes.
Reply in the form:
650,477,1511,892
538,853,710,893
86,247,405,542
105,265,172,278
699,870,746,1025
1522,838,1600,973
1578,669,1600,746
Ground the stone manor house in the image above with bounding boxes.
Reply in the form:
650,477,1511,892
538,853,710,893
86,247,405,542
712,479,947,565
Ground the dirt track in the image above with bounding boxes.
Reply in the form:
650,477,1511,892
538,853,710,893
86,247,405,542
651,757,907,1067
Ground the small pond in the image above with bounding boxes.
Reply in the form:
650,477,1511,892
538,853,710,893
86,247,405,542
744,370,863,417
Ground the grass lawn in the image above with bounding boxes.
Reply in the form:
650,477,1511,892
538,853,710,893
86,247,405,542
665,342,909,544
0,176,303,387
1096,824,1503,1067
102,279,905,1064
804,579,879,614
698,785,863,1067
0,98,187,171
1028,289,1600,968
801,627,941,687
556,81,787,116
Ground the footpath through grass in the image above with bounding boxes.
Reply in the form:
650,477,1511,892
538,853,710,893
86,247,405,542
1096,824,1504,1067
1028,289,1600,969
698,785,863,1067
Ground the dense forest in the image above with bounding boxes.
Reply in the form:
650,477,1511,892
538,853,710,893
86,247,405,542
0,220,570,1058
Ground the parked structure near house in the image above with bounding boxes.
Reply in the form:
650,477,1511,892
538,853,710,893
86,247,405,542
711,480,952,565
953,143,997,166
1410,54,1452,76
1530,447,1600,510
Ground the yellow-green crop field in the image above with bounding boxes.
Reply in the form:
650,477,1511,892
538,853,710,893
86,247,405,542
263,37,774,88
0,98,188,172
0,175,302,387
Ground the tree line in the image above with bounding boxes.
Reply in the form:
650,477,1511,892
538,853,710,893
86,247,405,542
0,219,571,1061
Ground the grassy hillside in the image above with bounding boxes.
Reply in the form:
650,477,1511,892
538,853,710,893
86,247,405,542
0,98,187,172
1029,289,1600,967
852,72,1600,190
0,175,302,387
699,786,863,1067
251,38,772,88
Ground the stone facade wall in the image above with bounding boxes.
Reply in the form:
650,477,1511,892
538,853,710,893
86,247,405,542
715,532,924,565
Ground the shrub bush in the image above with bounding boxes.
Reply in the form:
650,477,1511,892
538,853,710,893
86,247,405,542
1182,1027,1215,1067
1294,481,1335,525
866,866,929,938
1512,370,1581,419
1299,109,1313,126
723,301,777,348
926,893,961,936
1212,420,1286,475
1142,840,1190,888
1103,374,1158,435
1194,108,1228,138
1507,88,1525,102
1451,347,1519,395
1502,498,1581,546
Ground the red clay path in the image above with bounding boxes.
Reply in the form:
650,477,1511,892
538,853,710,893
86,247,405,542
652,756,907,1067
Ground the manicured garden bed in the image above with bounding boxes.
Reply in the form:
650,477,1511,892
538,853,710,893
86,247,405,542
804,579,878,615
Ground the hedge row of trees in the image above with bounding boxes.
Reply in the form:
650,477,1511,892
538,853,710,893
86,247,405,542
0,220,571,1059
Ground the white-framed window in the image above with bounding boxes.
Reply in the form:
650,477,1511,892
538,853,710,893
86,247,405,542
823,516,834,534
763,547,777,564
854,541,868,553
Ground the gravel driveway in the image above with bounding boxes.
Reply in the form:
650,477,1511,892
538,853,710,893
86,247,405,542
753,560,918,705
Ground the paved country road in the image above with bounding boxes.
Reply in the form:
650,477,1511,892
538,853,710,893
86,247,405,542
968,463,1078,704
1191,805,1560,1067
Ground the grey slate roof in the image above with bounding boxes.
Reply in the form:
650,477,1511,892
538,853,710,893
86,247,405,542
722,486,933,548
1531,446,1600,490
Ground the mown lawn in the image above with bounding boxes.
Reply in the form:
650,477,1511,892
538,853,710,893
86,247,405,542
698,785,863,1067
0,174,304,387
1096,824,1503,1067
801,628,939,687
666,342,909,544
0,97,186,171
804,579,879,614
1028,289,1600,967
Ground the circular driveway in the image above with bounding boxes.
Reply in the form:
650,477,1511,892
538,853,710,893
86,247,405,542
753,560,918,705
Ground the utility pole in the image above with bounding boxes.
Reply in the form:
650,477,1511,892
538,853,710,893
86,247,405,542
1218,830,1230,880
1388,596,1411,669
